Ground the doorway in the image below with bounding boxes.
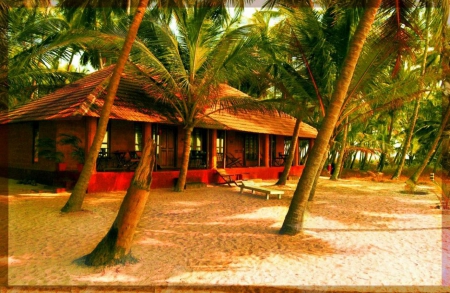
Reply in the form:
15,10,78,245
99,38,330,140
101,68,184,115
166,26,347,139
153,125,176,168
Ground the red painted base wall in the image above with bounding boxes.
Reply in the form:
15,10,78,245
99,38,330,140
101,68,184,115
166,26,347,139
87,166,304,192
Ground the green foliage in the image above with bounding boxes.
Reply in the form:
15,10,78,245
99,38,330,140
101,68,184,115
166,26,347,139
58,134,85,164
37,137,64,163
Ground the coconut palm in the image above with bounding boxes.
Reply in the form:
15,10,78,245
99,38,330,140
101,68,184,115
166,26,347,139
61,0,150,212
61,1,268,211
278,0,449,235
391,3,447,179
4,5,86,109
245,10,325,185
408,40,450,183
124,4,269,191
278,0,414,235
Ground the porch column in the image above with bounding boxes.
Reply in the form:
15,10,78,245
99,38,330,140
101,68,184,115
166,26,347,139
85,117,97,172
293,138,299,166
264,134,270,167
309,138,314,149
209,129,217,169
143,122,152,146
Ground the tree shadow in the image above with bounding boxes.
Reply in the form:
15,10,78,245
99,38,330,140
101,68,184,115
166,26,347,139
306,180,442,228
126,188,341,283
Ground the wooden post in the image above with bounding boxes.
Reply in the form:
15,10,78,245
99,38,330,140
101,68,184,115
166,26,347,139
293,138,299,166
85,117,97,172
264,134,270,167
143,123,152,147
209,129,217,169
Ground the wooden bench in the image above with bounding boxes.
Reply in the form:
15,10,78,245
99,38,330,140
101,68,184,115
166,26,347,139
239,181,284,200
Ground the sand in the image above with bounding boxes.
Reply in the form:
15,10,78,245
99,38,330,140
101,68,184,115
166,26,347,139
1,176,449,292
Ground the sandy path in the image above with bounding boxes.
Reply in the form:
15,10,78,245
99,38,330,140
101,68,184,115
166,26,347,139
2,177,449,291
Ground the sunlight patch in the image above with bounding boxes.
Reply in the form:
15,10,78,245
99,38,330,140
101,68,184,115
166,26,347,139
392,197,440,205
16,193,67,197
0,256,21,265
330,183,363,188
360,211,429,219
184,221,226,226
73,271,141,283
8,256,21,265
172,201,217,207
166,208,195,214
137,237,177,247
221,206,287,221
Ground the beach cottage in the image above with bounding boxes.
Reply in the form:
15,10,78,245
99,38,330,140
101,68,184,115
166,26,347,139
0,64,317,191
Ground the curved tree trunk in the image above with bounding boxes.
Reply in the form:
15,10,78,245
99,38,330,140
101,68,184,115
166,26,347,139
391,97,421,179
61,0,149,213
378,112,395,172
84,140,156,266
350,152,357,169
433,145,443,173
276,118,302,185
279,1,381,235
308,149,329,201
331,117,348,180
392,10,431,180
174,126,194,192
408,102,450,184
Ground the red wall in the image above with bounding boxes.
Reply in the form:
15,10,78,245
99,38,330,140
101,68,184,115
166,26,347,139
87,165,304,192
57,119,87,170
3,119,309,191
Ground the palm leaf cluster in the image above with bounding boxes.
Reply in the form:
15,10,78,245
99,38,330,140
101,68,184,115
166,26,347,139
5,5,83,109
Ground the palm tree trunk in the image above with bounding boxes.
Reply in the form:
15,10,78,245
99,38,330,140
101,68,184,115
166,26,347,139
276,118,302,185
391,96,421,179
350,152,357,169
331,117,348,180
308,150,328,201
61,0,149,213
174,126,194,192
378,113,395,172
360,151,368,170
408,102,450,184
279,0,381,235
392,10,431,180
393,145,402,164
84,140,156,266
433,144,443,173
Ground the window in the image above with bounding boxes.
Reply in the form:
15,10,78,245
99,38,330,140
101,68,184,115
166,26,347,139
152,124,161,156
284,137,291,155
244,133,258,160
101,122,110,155
134,123,143,151
216,131,224,152
32,122,39,163
270,135,277,159
216,131,225,162
190,129,203,151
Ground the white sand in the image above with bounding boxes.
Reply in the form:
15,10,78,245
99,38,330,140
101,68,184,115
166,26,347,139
2,176,449,291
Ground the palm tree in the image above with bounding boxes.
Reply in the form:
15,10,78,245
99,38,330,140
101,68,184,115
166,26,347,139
61,1,266,212
61,0,150,212
126,4,268,191
4,5,85,109
58,0,138,69
84,139,156,266
408,101,450,184
278,0,449,235
391,3,445,179
408,34,450,183
279,0,382,235
245,10,325,185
